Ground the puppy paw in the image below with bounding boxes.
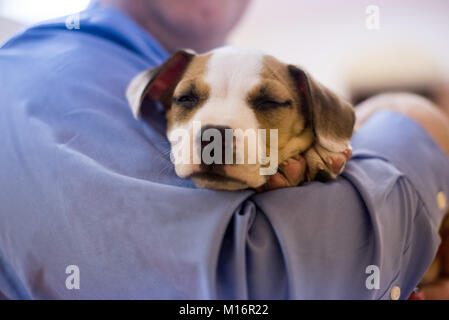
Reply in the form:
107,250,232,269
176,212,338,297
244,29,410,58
256,155,307,192
304,143,352,181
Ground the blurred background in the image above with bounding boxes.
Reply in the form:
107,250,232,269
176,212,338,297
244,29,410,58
1,0,448,104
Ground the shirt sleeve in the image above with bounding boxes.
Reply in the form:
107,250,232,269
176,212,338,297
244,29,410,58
351,110,449,224
248,110,449,299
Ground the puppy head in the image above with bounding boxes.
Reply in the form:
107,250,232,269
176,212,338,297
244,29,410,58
127,47,354,190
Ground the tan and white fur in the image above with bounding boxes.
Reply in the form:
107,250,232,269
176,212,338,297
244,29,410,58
127,47,355,190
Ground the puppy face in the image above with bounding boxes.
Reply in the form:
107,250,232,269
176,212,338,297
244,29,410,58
127,47,354,190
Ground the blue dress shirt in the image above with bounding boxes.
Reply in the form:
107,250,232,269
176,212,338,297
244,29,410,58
1,5,449,299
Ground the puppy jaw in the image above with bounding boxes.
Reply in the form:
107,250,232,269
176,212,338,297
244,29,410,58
168,118,268,189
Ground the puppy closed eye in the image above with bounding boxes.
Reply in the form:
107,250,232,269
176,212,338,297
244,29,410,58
252,97,292,111
173,92,199,109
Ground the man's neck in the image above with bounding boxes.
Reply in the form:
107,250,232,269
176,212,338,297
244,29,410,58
99,0,223,54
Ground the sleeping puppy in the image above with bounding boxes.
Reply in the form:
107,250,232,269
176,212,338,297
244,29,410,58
126,47,355,190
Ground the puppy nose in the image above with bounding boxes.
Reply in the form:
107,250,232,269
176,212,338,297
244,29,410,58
198,125,233,164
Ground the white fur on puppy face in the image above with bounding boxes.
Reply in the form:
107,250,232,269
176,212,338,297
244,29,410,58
197,47,262,127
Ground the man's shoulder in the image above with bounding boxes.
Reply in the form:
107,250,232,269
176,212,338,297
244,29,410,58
0,6,170,129
0,6,168,81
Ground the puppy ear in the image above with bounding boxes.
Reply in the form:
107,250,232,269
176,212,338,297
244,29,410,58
126,49,196,118
288,65,355,152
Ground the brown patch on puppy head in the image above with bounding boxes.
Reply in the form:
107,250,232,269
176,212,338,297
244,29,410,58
247,55,313,160
166,53,212,130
